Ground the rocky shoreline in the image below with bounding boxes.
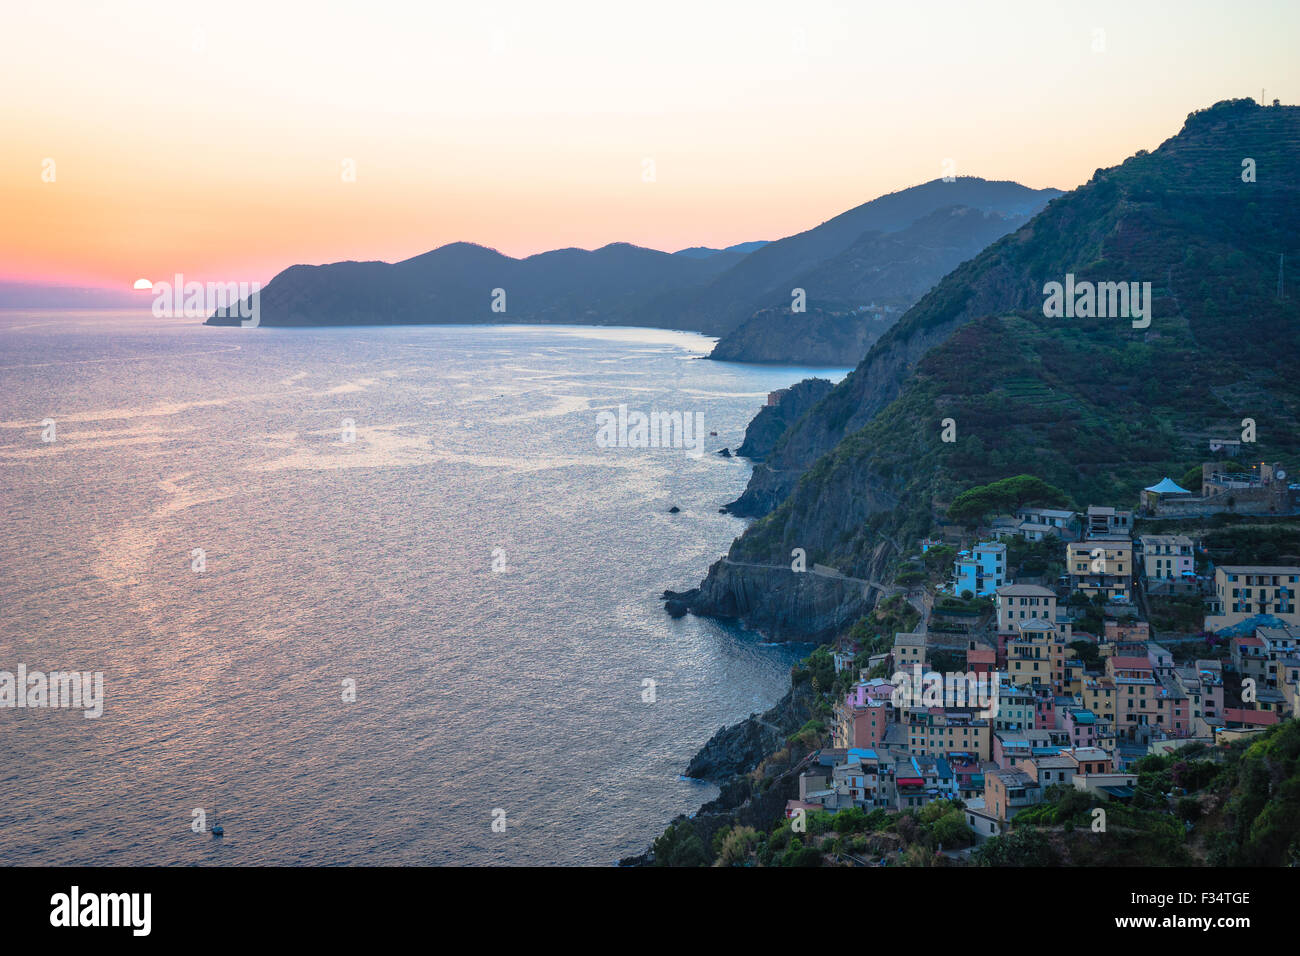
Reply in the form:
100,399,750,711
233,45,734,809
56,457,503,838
620,677,819,866
664,558,873,642
623,383,864,865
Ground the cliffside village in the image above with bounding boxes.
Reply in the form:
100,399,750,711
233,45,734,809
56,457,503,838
790,459,1300,844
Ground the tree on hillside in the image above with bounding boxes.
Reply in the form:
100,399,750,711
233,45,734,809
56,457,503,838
947,475,1073,526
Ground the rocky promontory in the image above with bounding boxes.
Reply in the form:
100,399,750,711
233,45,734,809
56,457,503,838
733,377,834,462
667,557,878,643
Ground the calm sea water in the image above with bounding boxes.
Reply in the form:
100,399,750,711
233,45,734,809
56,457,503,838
0,311,847,865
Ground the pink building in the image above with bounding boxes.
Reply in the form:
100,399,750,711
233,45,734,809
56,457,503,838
833,682,893,750
1060,708,1099,748
1033,688,1056,731
1221,707,1280,729
968,645,996,675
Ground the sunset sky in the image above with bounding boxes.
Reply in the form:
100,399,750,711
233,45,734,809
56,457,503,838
2,0,1297,291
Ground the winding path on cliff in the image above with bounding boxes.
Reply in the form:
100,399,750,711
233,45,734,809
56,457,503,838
717,557,932,634
718,556,898,596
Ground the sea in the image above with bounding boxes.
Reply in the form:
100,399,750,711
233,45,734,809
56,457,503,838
0,311,848,865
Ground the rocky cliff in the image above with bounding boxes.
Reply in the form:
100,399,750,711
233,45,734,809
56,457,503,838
680,99,1300,642
666,537,894,642
707,306,887,365
733,377,834,463
684,676,818,778
706,203,1057,365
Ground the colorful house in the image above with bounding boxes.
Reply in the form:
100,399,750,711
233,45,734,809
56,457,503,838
996,583,1058,633
953,541,1007,597
1061,708,1099,749
1067,538,1134,603
832,682,893,750
1138,533,1195,581
1206,566,1300,632
985,768,1042,822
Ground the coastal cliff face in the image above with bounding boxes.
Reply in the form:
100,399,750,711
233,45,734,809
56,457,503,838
680,217,1063,639
706,203,1058,366
681,100,1300,644
707,306,887,366
681,558,876,642
207,178,1059,369
683,679,819,781
615,677,819,865
733,378,834,463
726,228,1054,518
666,534,894,643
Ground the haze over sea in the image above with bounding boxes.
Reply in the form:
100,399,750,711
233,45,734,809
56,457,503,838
0,311,847,865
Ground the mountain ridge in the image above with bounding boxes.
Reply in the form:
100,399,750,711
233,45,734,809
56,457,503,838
205,178,1060,363
706,202,1051,364
677,98,1300,639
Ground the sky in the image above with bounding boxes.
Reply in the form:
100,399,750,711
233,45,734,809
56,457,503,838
2,0,1298,291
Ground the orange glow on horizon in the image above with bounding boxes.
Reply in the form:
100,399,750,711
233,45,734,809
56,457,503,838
2,0,1297,291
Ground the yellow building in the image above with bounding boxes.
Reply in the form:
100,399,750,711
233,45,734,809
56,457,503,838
1066,538,1133,602
1061,657,1085,695
1007,620,1074,691
1105,656,1191,738
1204,566,1300,632
1007,620,1053,689
1080,676,1117,723
996,583,1057,632
905,709,992,761
892,631,928,670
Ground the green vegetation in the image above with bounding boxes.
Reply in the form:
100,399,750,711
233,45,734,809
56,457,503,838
652,821,709,867
972,828,1060,866
1202,522,1300,566
929,649,965,672
1067,589,1107,635
934,593,993,617
1207,720,1300,866
727,101,1300,585
947,475,1073,525
967,722,1300,867
844,594,921,655
979,782,1193,865
1169,634,1229,665
921,544,957,574
1005,536,1064,579
1069,639,1100,670
1146,594,1206,634
787,719,827,750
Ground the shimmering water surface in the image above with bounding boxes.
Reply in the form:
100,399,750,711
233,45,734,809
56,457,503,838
0,311,847,865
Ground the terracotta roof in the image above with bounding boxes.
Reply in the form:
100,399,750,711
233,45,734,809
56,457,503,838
1110,656,1154,669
